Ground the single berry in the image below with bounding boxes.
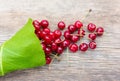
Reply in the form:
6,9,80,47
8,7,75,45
54,30,62,39
57,46,64,54
64,30,71,39
44,47,51,55
58,21,65,30
40,31,47,39
71,35,79,43
54,38,62,44
41,43,46,50
43,28,50,34
49,32,55,40
51,42,58,51
68,25,77,33
44,35,52,44
88,33,96,40
78,29,85,37
69,44,78,52
61,39,70,48
46,56,51,64
96,27,104,36
33,20,40,31
74,20,83,29
87,23,96,32
79,43,88,52
40,20,49,28
89,41,97,49
35,30,42,39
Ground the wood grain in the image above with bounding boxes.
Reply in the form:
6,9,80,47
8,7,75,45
0,0,120,81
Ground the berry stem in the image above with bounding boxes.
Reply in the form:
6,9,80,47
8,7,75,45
81,9,92,22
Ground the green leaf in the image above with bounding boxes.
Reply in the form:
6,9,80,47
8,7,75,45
0,18,46,76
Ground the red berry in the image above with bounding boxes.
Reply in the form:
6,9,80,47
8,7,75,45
54,38,61,44
33,20,40,31
58,21,65,30
40,20,49,28
54,30,62,39
51,42,58,51
43,28,50,34
49,32,55,40
46,56,51,64
57,46,64,54
71,35,79,43
44,36,52,44
87,23,96,32
61,39,70,48
74,20,83,29
69,44,78,52
44,47,51,55
96,27,104,36
78,29,85,37
40,31,47,39
35,30,42,39
64,30,71,39
88,33,96,40
79,43,88,52
89,41,97,49
68,25,76,33
41,43,46,50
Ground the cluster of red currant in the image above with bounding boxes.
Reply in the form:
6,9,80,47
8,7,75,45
32,17,104,65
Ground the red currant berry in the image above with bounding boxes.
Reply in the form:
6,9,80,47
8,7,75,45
71,35,79,43
43,28,50,34
54,38,61,44
54,30,62,39
35,30,42,39
78,29,85,37
33,20,40,31
44,47,51,55
58,21,65,30
87,23,96,32
57,46,64,54
40,20,49,28
68,25,76,33
46,56,51,64
79,43,88,52
41,43,46,50
61,39,70,48
89,41,97,49
49,32,55,40
44,36,52,44
40,31,47,39
51,42,58,51
74,20,83,29
96,27,104,36
64,30,71,39
88,33,96,40
69,44,78,52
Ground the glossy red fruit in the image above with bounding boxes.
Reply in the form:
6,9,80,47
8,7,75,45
79,43,88,52
96,27,104,36
43,28,50,34
49,32,55,40
87,23,96,32
33,20,40,31
64,30,71,39
78,29,85,37
57,46,64,54
51,42,58,51
35,30,42,39
71,35,79,43
69,44,78,52
54,30,62,39
46,56,51,64
68,25,76,33
44,47,51,55
40,20,49,28
54,38,61,44
89,41,97,49
74,20,83,29
58,21,65,30
40,31,47,39
62,40,70,48
44,36,52,44
88,33,96,40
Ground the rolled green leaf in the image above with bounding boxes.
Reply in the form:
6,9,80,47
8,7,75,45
0,18,46,76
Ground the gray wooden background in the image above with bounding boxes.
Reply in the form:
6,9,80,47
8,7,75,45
0,0,120,81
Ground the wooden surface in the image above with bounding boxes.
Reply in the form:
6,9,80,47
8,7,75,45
0,0,120,81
